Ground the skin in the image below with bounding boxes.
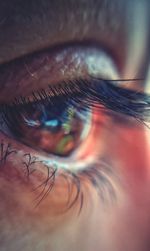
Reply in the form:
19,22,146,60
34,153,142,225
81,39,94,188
0,0,150,250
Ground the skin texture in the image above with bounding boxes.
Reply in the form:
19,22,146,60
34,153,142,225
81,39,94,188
0,0,150,251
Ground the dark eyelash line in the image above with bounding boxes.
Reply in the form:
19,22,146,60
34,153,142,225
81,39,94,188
1,77,149,122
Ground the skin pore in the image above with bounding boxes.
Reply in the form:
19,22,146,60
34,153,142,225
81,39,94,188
0,0,150,251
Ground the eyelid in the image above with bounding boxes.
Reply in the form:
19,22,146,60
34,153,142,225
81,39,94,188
0,44,119,104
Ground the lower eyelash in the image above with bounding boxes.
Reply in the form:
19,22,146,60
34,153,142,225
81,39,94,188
0,141,117,213
27,159,117,213
0,141,17,165
0,142,116,214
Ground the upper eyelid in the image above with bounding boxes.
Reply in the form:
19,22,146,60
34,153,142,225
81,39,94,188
0,39,118,68
0,43,121,104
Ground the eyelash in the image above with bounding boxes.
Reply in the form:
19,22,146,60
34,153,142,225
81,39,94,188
1,77,149,122
0,77,149,210
0,140,116,212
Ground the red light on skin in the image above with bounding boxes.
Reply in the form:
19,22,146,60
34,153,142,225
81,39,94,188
104,114,150,203
76,106,110,163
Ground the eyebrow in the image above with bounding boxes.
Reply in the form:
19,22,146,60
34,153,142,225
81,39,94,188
0,0,127,64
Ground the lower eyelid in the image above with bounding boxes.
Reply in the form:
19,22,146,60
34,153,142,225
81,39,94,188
0,140,78,215
0,155,116,220
0,142,93,218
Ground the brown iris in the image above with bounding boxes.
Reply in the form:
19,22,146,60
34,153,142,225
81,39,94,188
7,99,91,157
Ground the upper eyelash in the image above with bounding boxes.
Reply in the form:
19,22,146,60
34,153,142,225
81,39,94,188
1,77,150,122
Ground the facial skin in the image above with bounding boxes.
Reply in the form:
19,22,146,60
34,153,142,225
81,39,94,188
0,0,150,251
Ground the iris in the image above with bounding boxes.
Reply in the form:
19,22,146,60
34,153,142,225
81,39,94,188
3,98,91,157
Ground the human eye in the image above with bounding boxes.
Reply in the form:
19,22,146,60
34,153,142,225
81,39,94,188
0,39,149,215
0,0,149,220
